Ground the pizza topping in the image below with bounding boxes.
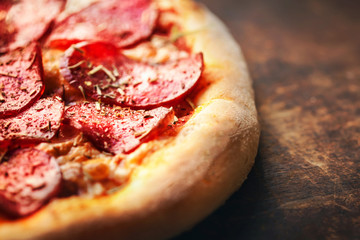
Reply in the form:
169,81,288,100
0,148,61,217
64,102,174,154
0,43,44,118
60,42,203,108
83,159,110,181
0,0,65,53
0,97,64,146
48,0,158,49
121,35,190,64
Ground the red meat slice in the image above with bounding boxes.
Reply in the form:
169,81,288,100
0,148,61,217
60,42,203,108
48,0,158,49
0,0,65,53
64,102,174,154
0,97,64,147
0,43,44,118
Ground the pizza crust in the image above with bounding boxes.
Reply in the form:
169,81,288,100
0,0,260,239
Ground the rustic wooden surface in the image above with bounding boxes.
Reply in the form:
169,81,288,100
175,0,360,239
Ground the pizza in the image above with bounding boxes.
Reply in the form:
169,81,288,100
0,0,259,239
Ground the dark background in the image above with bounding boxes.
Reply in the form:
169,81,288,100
175,0,360,239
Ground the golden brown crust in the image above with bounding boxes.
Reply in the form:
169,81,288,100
0,0,260,239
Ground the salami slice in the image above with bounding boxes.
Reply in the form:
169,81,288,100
0,148,61,217
0,43,44,118
64,102,174,154
60,42,203,108
48,0,158,49
0,97,64,146
0,0,65,53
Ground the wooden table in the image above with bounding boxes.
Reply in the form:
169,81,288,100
175,0,360,239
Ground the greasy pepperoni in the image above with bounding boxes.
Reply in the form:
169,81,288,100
60,42,203,108
64,102,174,154
48,0,158,49
0,43,44,118
0,148,61,217
0,0,65,53
0,97,64,146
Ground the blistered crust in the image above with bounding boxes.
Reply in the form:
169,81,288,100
0,0,260,239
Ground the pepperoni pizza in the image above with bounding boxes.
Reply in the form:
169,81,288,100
0,0,259,239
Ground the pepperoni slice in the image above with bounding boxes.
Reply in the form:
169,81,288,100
48,0,158,49
60,42,203,108
0,43,44,118
0,148,61,217
64,102,174,154
0,97,64,146
0,0,65,53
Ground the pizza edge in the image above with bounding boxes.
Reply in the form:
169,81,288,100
0,1,260,239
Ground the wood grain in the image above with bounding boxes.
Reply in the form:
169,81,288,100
175,0,360,239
